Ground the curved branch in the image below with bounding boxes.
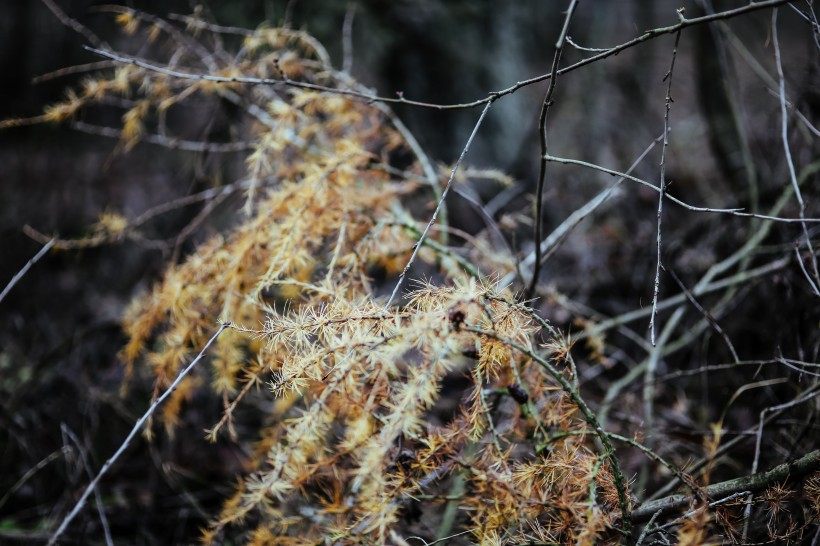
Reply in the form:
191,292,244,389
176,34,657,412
82,0,790,111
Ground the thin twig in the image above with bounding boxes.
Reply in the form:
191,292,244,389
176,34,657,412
384,99,494,308
32,61,118,84
47,321,230,546
451,185,517,273
666,267,740,363
544,154,820,222
60,425,113,546
635,509,663,546
772,8,820,295
565,35,611,53
373,102,445,242
527,0,579,300
0,239,55,305
82,0,790,111
649,28,682,345
342,3,357,74
795,243,820,295
41,0,107,49
167,12,248,36
0,447,70,511
70,121,253,152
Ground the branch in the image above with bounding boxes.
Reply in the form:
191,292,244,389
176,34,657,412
643,27,682,484
83,0,791,111
47,322,230,546
772,7,820,295
0,239,55,305
384,99,494,308
464,323,633,539
649,28,682,346
527,0,579,299
631,449,820,523
544,154,820,223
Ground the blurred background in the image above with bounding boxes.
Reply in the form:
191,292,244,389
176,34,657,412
1,1,818,543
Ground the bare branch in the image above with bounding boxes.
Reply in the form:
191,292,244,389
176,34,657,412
649,28,682,346
70,121,254,152
545,154,820,222
773,8,820,294
84,0,791,111
527,0,579,300
46,322,230,546
384,99,494,308
0,239,55,305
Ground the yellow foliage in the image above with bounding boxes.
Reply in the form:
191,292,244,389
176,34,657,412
14,10,631,546
115,11,139,35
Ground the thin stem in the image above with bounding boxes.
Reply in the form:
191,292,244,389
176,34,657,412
60,425,113,546
773,8,820,294
527,0,579,300
643,30,682,489
649,29,682,345
544,154,820,223
0,239,55,305
384,99,494,309
667,267,740,362
80,0,789,111
47,321,230,546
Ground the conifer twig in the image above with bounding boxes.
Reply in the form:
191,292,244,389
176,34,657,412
464,325,633,539
47,321,230,546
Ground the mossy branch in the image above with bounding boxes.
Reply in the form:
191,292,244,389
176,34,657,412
631,449,820,523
